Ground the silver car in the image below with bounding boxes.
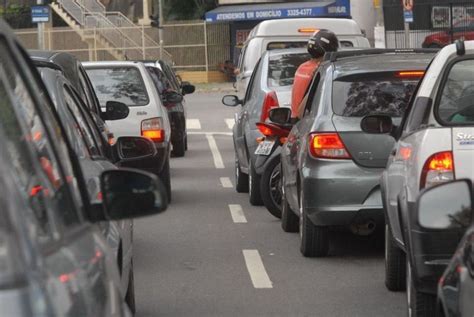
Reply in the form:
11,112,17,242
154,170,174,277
280,49,435,257
223,48,310,205
0,19,166,316
372,41,474,315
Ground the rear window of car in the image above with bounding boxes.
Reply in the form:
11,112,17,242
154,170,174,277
267,42,306,50
85,67,149,107
332,72,420,117
267,53,310,87
437,59,474,125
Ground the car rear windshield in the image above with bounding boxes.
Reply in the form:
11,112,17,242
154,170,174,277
86,67,149,107
268,53,310,87
437,59,474,125
332,73,419,117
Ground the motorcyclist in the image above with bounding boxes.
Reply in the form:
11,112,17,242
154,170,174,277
291,29,339,118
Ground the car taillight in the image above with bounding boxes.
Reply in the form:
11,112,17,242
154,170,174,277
309,133,351,159
256,122,289,138
261,91,279,122
420,151,454,189
141,117,165,142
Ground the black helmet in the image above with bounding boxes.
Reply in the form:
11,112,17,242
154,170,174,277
307,29,339,58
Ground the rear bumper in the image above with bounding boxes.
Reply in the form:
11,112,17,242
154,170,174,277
302,159,384,226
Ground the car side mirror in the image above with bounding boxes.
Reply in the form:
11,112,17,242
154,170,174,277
90,169,167,222
104,101,129,120
417,180,473,230
269,108,292,125
163,91,183,103
114,136,157,163
222,95,242,107
360,115,393,134
181,82,195,95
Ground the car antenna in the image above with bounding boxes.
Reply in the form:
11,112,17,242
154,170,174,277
456,40,465,56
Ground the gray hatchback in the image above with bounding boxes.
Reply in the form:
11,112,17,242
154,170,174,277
280,49,435,257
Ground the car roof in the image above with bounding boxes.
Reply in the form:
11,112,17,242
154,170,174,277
332,52,435,78
266,48,308,57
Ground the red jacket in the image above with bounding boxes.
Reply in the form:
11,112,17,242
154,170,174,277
291,59,320,117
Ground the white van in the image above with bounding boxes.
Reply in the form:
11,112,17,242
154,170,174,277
236,18,371,93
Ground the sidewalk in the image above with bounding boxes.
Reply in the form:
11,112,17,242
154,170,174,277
194,82,237,94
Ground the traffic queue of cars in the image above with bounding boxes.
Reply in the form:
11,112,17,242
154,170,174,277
0,19,194,315
224,17,474,317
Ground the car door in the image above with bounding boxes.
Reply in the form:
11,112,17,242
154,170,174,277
3,40,124,316
282,73,322,210
235,58,262,171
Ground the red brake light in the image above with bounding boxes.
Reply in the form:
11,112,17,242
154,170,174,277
141,118,165,142
420,151,454,189
261,91,279,122
309,133,351,159
395,71,425,78
298,28,319,33
256,122,289,138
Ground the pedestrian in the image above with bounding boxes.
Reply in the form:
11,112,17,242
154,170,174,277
291,29,339,118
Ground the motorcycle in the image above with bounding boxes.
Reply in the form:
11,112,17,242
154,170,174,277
253,108,293,219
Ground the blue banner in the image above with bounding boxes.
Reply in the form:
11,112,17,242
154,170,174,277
31,6,50,23
206,0,350,23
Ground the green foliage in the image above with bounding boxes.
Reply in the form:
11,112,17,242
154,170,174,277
163,0,217,20
0,5,34,29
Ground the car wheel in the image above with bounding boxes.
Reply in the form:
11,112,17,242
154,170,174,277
172,136,186,157
185,134,188,151
428,43,442,49
385,223,406,291
125,260,136,314
235,154,249,193
406,258,436,317
260,156,282,219
299,189,328,257
249,159,263,206
158,159,172,203
281,173,298,232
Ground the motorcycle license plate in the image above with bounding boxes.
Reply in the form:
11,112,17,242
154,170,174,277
255,141,275,155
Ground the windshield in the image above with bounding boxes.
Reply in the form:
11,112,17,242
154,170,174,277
332,74,419,117
437,59,474,124
86,67,149,107
267,52,310,87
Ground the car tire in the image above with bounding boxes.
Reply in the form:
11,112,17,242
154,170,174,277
185,134,188,151
249,159,263,206
125,260,136,315
407,258,436,317
385,223,406,291
299,190,328,257
428,43,442,49
158,159,172,203
235,154,249,193
172,136,186,157
260,156,282,219
281,173,298,232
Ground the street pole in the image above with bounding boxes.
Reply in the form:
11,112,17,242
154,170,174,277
404,21,410,48
158,0,163,60
37,0,45,50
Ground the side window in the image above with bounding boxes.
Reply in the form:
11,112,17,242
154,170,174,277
306,73,322,117
63,85,101,157
244,58,261,103
77,65,95,112
0,42,83,236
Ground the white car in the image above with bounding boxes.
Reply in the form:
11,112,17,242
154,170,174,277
84,61,173,201
362,42,474,315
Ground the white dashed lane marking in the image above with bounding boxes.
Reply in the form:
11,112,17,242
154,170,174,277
225,118,235,130
228,204,247,223
242,250,273,289
186,119,201,130
206,134,224,169
220,177,233,188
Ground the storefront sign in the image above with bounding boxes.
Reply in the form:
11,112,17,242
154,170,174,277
31,6,50,23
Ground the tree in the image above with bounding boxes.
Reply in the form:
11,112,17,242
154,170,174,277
161,0,217,21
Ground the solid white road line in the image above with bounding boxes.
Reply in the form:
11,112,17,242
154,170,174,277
242,250,273,289
220,177,233,188
228,204,247,223
186,119,201,130
225,118,235,130
206,134,225,169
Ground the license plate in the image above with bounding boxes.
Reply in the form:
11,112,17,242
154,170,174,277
255,141,275,155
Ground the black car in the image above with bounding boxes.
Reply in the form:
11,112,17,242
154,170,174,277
411,180,473,317
143,60,195,157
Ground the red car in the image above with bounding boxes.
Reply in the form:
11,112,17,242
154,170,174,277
422,18,474,48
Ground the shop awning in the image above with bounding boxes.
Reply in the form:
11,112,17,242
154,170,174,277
205,0,350,23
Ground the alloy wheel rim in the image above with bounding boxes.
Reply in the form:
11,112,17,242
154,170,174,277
299,193,303,239
407,260,412,317
385,225,389,270
269,164,282,208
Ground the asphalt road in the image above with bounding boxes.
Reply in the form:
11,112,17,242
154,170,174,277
134,92,405,316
